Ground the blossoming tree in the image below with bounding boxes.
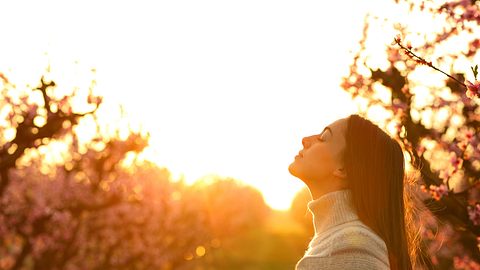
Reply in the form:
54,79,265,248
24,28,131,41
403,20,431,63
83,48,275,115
341,0,480,268
0,71,270,270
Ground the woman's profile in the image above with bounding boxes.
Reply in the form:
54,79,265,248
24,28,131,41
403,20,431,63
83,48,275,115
288,114,431,270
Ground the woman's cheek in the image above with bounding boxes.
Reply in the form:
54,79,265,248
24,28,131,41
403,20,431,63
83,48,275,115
309,150,335,173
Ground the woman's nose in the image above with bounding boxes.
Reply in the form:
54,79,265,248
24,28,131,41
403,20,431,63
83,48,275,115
302,137,309,148
302,135,316,148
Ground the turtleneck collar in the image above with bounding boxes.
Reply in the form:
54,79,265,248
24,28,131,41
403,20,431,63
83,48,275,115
307,189,359,236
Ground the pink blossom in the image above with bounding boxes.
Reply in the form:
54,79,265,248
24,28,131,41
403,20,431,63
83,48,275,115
462,6,480,21
465,80,480,99
450,151,463,169
392,99,408,115
429,184,449,201
420,184,449,200
468,203,480,226
416,144,426,156
87,94,103,106
454,255,480,270
438,152,464,180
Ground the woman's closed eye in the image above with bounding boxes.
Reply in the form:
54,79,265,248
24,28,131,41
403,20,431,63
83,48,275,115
318,126,332,142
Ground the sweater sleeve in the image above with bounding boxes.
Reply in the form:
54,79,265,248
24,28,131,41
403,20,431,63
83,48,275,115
295,227,391,270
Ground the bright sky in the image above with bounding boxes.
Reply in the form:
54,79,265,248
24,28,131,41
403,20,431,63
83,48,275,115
0,0,397,210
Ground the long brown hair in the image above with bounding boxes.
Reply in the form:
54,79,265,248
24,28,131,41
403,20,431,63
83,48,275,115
344,114,432,270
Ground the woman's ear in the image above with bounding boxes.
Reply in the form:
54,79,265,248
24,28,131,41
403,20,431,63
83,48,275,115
333,167,347,179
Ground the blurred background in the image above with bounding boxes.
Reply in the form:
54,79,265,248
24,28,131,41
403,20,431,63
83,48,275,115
0,0,479,269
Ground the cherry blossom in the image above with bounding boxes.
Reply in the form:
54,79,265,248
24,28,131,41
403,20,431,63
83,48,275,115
465,80,480,99
341,0,480,267
468,203,480,226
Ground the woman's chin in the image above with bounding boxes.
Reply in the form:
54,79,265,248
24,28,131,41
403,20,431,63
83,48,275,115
289,162,309,184
288,162,299,177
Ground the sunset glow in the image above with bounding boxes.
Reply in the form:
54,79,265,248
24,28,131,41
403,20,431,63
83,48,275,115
1,0,399,210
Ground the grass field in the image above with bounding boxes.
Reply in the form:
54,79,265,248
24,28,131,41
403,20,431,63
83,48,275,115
206,210,312,270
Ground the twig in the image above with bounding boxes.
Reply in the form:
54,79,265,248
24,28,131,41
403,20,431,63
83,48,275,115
393,37,467,88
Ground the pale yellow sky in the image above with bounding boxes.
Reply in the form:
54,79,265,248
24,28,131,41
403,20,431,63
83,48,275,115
0,0,402,210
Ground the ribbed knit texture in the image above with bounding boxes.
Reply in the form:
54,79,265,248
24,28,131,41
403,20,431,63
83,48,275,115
295,189,391,270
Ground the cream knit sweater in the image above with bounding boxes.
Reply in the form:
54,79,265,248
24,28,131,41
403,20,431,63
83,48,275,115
295,189,391,270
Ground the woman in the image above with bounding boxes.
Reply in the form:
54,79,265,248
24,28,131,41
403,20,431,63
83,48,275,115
288,114,429,270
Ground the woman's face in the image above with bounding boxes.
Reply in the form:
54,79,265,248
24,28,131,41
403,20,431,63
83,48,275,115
288,117,348,185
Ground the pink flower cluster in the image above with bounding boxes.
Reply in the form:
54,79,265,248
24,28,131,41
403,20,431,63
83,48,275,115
462,5,480,21
440,0,480,25
391,98,408,115
455,129,480,161
453,255,480,270
438,152,464,181
467,39,480,57
421,184,449,201
465,80,480,99
468,203,480,226
345,1,480,268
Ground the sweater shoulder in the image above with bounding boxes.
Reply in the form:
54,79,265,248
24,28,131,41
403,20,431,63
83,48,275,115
328,223,389,263
297,223,391,269
307,222,389,259
311,221,387,252
331,222,387,250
